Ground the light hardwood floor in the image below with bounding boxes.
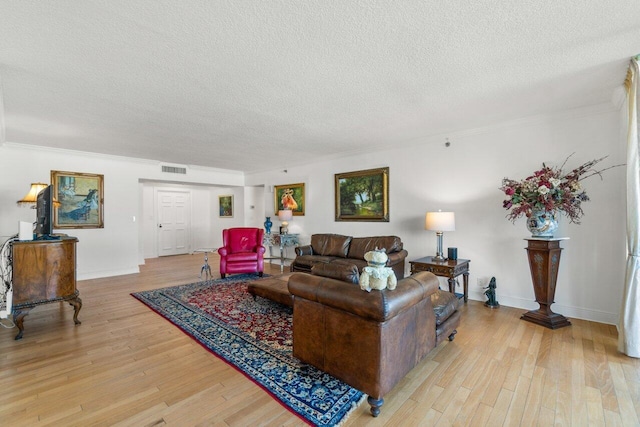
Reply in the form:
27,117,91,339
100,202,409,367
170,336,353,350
1,254,639,426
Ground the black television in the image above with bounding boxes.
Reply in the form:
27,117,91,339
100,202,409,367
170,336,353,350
35,185,54,237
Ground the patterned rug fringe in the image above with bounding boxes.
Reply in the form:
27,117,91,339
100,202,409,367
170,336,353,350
336,394,368,427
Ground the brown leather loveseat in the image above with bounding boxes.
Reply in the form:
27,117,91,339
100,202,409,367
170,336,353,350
290,233,408,279
288,270,460,417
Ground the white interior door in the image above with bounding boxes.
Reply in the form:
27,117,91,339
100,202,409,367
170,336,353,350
157,190,190,256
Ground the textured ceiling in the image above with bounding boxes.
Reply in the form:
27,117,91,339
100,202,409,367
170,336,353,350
1,1,639,173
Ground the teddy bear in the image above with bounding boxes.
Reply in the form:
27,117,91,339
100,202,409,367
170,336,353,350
359,248,397,292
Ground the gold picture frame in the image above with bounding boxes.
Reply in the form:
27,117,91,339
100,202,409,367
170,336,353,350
335,167,389,222
51,170,104,228
219,195,233,217
274,183,305,216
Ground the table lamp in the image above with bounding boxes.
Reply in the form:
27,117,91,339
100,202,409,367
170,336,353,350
278,209,293,234
425,211,455,261
17,183,49,208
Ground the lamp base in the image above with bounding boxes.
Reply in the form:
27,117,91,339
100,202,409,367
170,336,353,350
433,232,445,262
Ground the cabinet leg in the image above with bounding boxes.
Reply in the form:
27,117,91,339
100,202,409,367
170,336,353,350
13,308,31,340
68,296,82,325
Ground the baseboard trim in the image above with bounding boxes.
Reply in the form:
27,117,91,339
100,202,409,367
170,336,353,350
78,267,140,281
467,290,618,325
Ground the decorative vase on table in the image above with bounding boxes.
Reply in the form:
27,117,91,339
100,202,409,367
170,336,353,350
526,210,558,238
264,217,273,234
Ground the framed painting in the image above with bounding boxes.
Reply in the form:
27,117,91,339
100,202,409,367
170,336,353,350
274,183,305,216
219,195,233,217
51,170,104,228
335,167,389,222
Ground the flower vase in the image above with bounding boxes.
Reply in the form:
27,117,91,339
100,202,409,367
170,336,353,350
526,210,558,238
264,217,273,234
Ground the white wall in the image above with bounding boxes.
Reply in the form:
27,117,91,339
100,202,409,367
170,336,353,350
246,104,627,324
209,186,247,248
0,143,244,279
0,102,627,324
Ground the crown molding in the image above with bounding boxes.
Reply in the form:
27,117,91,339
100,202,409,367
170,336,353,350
1,142,242,175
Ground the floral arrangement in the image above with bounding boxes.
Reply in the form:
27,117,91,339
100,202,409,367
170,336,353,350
500,154,621,224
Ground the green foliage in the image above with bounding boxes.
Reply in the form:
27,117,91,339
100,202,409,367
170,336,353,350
339,175,384,216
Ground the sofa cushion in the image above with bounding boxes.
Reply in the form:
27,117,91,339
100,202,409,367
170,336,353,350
226,252,259,262
291,254,335,270
311,234,352,258
347,236,403,260
431,289,460,326
348,258,367,273
312,260,359,284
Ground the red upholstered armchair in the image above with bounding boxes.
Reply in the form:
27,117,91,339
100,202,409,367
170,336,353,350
218,228,266,278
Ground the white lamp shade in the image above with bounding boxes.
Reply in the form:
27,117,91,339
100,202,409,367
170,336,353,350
278,209,293,221
425,211,455,231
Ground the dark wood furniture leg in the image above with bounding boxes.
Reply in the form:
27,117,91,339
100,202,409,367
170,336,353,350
447,277,455,294
69,296,83,325
463,272,469,302
13,308,31,340
367,396,383,417
13,294,83,340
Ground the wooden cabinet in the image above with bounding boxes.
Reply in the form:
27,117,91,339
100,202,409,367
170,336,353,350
11,237,82,339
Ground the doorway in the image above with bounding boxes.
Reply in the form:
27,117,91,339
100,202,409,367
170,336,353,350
157,190,191,256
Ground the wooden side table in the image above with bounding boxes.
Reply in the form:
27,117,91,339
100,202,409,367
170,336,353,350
410,256,470,302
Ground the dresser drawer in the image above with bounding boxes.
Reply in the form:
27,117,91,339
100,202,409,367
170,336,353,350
412,263,452,276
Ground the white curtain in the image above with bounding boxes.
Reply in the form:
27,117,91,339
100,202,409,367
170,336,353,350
619,57,640,358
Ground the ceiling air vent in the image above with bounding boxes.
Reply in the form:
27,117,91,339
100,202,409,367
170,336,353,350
161,165,187,174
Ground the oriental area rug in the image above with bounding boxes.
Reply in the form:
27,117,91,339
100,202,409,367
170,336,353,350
132,274,364,426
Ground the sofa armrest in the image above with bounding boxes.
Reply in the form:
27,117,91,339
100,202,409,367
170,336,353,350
218,247,228,256
386,249,408,266
295,245,313,256
288,271,439,322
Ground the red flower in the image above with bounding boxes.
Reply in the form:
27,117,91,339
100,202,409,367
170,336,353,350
500,154,621,224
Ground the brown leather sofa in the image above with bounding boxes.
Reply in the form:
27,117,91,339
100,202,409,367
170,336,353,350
288,270,460,417
290,233,408,279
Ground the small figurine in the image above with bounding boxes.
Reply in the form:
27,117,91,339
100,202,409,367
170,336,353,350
484,277,499,308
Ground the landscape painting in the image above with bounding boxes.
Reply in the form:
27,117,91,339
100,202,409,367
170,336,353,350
335,167,389,222
51,170,104,228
